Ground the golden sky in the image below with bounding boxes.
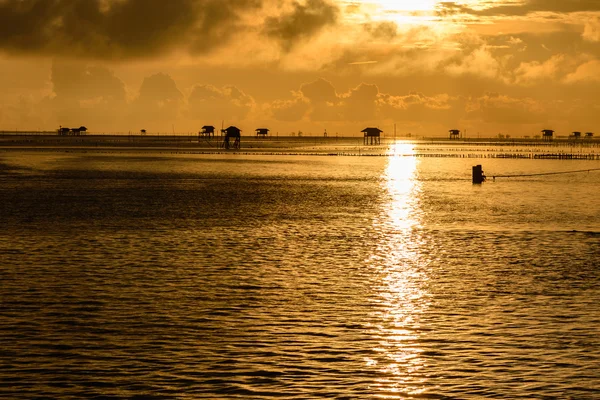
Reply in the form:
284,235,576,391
1,0,599,136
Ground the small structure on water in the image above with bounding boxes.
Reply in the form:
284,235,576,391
140,129,147,135
58,125,87,136
572,131,581,139
585,132,594,139
255,128,269,138
541,129,554,141
362,127,382,145
199,125,216,138
449,129,460,139
222,126,241,149
472,165,486,184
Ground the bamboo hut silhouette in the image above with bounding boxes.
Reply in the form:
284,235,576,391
255,128,269,138
542,129,554,141
58,125,87,136
221,126,241,149
362,127,382,145
571,131,581,139
200,125,216,138
449,129,460,139
72,126,87,135
585,132,594,139
140,129,146,135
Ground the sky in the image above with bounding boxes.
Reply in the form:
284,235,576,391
1,0,600,137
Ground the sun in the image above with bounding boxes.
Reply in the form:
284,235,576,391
373,0,438,12
349,0,439,25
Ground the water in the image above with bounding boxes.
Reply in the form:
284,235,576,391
1,143,599,399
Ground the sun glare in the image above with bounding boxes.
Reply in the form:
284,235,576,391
373,0,438,12
351,0,439,25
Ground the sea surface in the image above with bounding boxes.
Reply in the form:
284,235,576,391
1,142,599,399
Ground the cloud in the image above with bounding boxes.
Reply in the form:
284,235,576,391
445,47,501,79
340,83,379,121
138,73,183,103
269,79,380,122
465,92,547,124
51,61,126,101
264,0,339,51
300,77,338,104
378,91,457,123
513,54,566,84
564,60,600,83
131,72,184,127
188,84,255,121
48,61,128,130
270,93,310,121
0,0,333,59
583,16,600,41
437,1,600,17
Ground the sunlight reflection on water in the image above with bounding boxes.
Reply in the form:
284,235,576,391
369,143,432,396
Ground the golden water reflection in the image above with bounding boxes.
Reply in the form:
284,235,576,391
369,142,431,396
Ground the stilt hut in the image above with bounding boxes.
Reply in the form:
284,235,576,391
70,126,87,136
585,132,594,139
449,129,460,139
200,125,216,138
222,126,241,149
541,129,554,141
572,131,581,139
362,127,382,145
255,128,269,138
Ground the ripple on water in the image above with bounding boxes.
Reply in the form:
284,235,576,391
1,153,599,399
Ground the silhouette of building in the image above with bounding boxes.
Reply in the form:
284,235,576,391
222,126,241,149
255,128,269,138
449,129,460,139
541,129,554,141
73,126,87,135
200,125,216,137
362,127,382,145
58,125,87,136
585,132,594,139
140,129,147,135
572,131,581,139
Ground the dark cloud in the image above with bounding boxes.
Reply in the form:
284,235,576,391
299,77,341,120
363,21,398,40
0,0,263,58
188,84,254,121
465,92,547,124
270,95,310,121
48,61,127,130
132,72,183,127
341,83,379,121
265,0,339,50
300,77,338,104
138,73,183,103
437,0,600,17
52,61,126,101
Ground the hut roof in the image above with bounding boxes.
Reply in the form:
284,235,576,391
202,125,215,130
449,129,460,134
362,127,383,136
256,128,269,133
223,126,241,136
542,129,554,133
